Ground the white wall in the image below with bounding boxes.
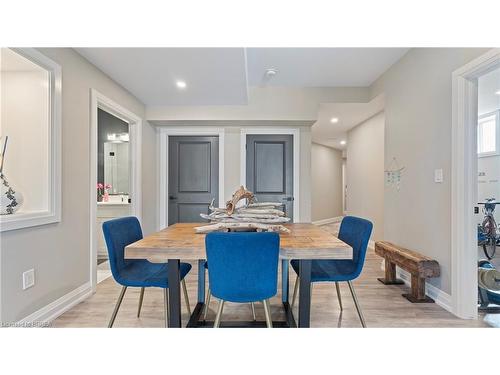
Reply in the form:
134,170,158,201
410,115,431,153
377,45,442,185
1,70,49,213
311,143,343,222
147,86,370,121
478,68,500,115
370,48,490,294
141,120,158,236
346,112,385,240
0,48,148,322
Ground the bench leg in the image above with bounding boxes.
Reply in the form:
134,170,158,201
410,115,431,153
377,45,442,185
377,260,404,285
403,275,434,303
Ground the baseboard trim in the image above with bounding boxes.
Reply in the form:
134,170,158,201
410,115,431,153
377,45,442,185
312,216,344,226
17,282,92,325
379,261,452,312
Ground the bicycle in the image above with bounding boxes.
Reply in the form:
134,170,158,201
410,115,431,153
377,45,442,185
477,198,499,260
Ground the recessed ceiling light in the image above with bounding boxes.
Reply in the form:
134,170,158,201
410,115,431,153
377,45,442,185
330,117,339,123
495,90,500,95
340,140,346,145
176,80,187,89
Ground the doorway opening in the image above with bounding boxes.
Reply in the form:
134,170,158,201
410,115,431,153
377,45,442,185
90,90,142,292
476,67,500,317
452,49,500,319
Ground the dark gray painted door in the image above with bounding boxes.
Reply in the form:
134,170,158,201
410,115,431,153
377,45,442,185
168,136,219,225
246,134,293,220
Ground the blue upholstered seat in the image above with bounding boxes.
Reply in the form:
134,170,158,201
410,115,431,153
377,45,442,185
291,216,372,282
116,261,192,288
291,259,358,282
102,217,192,288
102,216,192,327
205,232,280,303
290,216,372,327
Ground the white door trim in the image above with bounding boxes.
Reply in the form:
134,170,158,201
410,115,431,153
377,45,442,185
240,127,301,223
90,89,142,292
451,48,500,319
158,127,225,230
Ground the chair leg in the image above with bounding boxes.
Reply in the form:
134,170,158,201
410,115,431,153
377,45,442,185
213,300,225,328
262,299,273,328
251,302,256,321
108,286,127,328
291,275,299,310
137,287,145,318
347,281,366,328
204,289,212,320
335,282,343,311
181,279,191,316
163,288,169,328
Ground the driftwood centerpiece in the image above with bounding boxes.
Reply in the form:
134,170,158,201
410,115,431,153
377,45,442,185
225,185,255,215
194,186,290,233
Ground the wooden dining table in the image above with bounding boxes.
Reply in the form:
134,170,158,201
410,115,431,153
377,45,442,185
125,223,352,328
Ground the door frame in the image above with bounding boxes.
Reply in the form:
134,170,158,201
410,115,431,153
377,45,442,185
90,89,142,292
240,128,300,223
158,127,225,229
451,48,500,318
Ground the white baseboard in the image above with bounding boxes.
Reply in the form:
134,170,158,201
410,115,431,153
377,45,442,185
379,261,452,313
17,282,92,325
312,216,344,226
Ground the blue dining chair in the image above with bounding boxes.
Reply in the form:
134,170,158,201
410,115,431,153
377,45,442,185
290,216,373,327
202,261,257,321
102,216,192,327
205,232,280,328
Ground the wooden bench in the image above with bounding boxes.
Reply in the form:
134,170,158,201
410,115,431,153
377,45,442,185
374,241,440,303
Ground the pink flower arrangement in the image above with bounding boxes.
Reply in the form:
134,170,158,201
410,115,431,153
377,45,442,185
97,182,112,202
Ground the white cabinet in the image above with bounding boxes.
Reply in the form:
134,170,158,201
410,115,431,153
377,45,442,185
97,202,130,260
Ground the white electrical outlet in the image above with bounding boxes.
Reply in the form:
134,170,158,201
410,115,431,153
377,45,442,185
434,169,443,183
22,269,35,290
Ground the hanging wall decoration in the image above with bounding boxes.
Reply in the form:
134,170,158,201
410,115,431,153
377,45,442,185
0,136,24,215
385,157,405,191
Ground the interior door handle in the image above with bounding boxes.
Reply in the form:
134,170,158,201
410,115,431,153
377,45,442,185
169,196,177,200
282,196,294,202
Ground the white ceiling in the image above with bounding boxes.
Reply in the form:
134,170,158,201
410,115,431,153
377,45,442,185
76,48,249,106
479,67,500,115
312,94,385,150
246,48,408,87
76,48,408,106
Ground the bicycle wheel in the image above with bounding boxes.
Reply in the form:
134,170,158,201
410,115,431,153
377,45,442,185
482,241,496,260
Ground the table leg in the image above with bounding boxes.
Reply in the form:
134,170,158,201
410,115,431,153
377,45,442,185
298,259,312,328
281,259,289,303
197,259,206,303
168,259,181,328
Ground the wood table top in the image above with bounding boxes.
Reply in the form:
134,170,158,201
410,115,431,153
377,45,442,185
125,223,352,262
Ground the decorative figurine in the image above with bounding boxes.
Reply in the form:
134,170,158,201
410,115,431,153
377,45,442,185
0,136,24,215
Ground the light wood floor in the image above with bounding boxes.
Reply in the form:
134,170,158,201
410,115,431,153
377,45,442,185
53,223,499,328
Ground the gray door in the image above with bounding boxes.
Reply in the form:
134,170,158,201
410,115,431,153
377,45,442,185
246,134,294,220
168,136,219,225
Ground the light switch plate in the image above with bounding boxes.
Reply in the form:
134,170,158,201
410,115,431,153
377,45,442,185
434,169,443,183
23,269,35,290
